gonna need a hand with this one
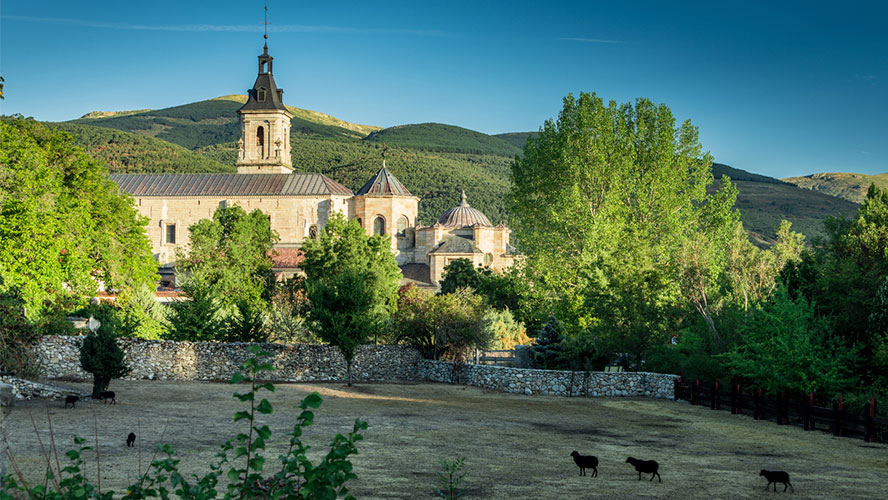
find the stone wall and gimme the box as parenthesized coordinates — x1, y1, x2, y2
(0, 383, 12, 480)
(31, 337, 678, 401)
(35, 336, 422, 383)
(415, 360, 679, 399)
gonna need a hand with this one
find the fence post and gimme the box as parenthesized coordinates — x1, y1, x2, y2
(692, 379, 700, 406)
(864, 399, 875, 443)
(804, 391, 814, 431)
(712, 381, 721, 410)
(735, 384, 743, 415)
(777, 391, 788, 425)
(754, 389, 762, 420)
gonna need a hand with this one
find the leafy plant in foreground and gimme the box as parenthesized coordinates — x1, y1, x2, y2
(436, 457, 466, 500)
(3, 345, 368, 499)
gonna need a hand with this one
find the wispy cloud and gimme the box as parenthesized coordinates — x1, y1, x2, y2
(3, 15, 452, 37)
(559, 37, 625, 44)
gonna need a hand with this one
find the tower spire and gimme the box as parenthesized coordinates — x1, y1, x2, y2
(263, 0, 268, 49)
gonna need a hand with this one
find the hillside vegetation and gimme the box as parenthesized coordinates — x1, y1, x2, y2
(56, 97, 863, 242)
(365, 123, 522, 157)
(53, 122, 233, 173)
(783, 172, 888, 204)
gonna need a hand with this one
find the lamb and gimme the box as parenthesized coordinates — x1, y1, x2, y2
(760, 470, 794, 492)
(126, 432, 136, 447)
(570, 451, 598, 477)
(98, 390, 117, 404)
(64, 395, 79, 409)
(625, 457, 661, 482)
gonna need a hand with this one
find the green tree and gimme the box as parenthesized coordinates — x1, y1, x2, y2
(0, 116, 157, 321)
(79, 320, 130, 399)
(177, 205, 279, 309)
(166, 283, 221, 341)
(508, 93, 739, 358)
(116, 284, 170, 340)
(392, 285, 489, 360)
(301, 213, 400, 385)
(439, 259, 482, 294)
(720, 288, 858, 395)
(221, 300, 270, 343)
(530, 315, 568, 369)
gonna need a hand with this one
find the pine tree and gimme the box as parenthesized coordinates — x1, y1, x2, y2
(79, 321, 130, 399)
(530, 314, 566, 369)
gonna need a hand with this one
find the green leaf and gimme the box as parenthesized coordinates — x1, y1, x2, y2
(233, 411, 251, 422)
(257, 399, 273, 414)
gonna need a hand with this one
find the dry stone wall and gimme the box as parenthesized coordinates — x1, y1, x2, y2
(31, 336, 677, 400)
(35, 336, 422, 383)
(415, 360, 679, 399)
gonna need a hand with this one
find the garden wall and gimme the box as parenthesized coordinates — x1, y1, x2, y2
(416, 360, 679, 399)
(31, 336, 677, 400)
(34, 336, 422, 383)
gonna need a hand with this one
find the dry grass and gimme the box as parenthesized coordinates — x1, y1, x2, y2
(6, 380, 887, 499)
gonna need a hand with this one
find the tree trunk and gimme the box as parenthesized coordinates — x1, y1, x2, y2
(346, 359, 353, 387)
(91, 377, 109, 399)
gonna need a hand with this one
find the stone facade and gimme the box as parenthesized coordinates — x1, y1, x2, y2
(351, 192, 420, 264)
(29, 336, 677, 401)
(135, 194, 350, 264)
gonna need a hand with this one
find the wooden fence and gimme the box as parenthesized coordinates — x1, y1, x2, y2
(674, 379, 887, 443)
(474, 349, 516, 366)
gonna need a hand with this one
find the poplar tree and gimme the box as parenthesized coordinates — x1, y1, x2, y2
(509, 93, 739, 359)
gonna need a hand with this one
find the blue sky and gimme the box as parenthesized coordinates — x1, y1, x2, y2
(1, 1, 885, 178)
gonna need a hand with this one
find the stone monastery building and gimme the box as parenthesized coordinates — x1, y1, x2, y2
(110, 43, 514, 284)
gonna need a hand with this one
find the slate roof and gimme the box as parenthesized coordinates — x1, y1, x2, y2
(239, 45, 289, 113)
(355, 166, 413, 196)
(429, 236, 483, 255)
(436, 191, 492, 227)
(110, 173, 353, 197)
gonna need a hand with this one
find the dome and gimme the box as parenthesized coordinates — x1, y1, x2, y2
(436, 191, 492, 227)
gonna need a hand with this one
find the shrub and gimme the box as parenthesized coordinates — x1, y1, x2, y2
(79, 321, 130, 399)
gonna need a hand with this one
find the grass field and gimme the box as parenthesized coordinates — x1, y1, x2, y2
(6, 380, 887, 499)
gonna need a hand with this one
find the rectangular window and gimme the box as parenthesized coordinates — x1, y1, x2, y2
(165, 224, 176, 244)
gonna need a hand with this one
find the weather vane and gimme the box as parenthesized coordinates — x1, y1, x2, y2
(264, 0, 268, 41)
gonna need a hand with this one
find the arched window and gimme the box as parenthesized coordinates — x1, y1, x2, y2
(373, 216, 385, 236)
(256, 126, 265, 157)
(483, 253, 493, 266)
(308, 225, 318, 240)
(396, 215, 408, 236)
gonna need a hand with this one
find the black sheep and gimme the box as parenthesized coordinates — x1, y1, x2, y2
(64, 395, 79, 409)
(570, 451, 598, 477)
(127, 432, 136, 447)
(760, 469, 794, 492)
(98, 390, 116, 404)
(625, 457, 661, 482)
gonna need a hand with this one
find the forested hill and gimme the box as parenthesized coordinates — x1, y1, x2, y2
(53, 122, 233, 173)
(364, 123, 522, 157)
(56, 98, 861, 242)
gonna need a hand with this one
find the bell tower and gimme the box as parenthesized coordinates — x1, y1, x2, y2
(236, 42, 294, 174)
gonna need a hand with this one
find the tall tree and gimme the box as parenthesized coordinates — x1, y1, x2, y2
(301, 213, 400, 385)
(0, 116, 157, 321)
(177, 205, 279, 308)
(508, 93, 739, 359)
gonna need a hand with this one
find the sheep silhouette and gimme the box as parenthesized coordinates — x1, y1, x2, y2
(760, 469, 794, 492)
(570, 451, 598, 477)
(626, 457, 661, 482)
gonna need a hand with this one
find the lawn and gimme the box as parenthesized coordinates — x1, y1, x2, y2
(6, 380, 887, 499)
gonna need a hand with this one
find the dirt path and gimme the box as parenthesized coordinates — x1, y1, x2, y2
(6, 380, 887, 499)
